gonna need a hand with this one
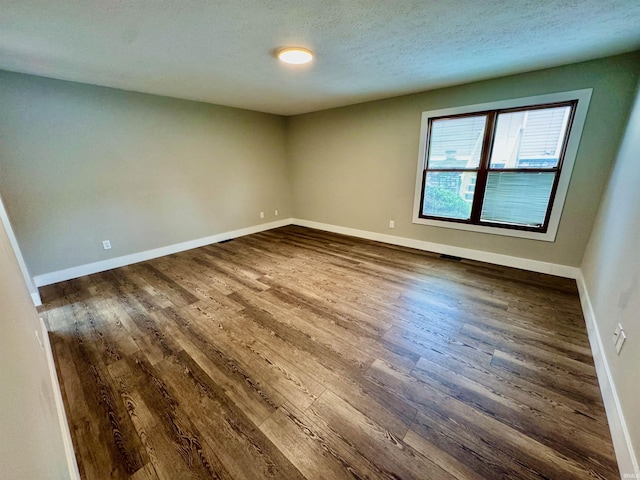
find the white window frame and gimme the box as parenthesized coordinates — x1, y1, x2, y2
(412, 89, 592, 242)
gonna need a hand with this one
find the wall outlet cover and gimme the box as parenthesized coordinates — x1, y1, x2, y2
(613, 323, 623, 345)
(615, 330, 627, 354)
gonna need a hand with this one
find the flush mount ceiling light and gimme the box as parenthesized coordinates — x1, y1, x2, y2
(277, 47, 313, 65)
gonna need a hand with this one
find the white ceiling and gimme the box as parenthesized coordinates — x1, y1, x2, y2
(1, 1, 639, 116)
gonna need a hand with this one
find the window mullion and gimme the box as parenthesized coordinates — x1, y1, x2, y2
(470, 112, 496, 223)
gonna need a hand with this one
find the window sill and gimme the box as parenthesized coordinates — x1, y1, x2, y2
(412, 216, 557, 241)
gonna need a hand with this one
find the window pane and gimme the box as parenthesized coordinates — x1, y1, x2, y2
(489, 106, 571, 169)
(423, 171, 476, 220)
(481, 172, 555, 227)
(428, 116, 486, 169)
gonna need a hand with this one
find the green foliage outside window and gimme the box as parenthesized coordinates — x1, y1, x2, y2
(424, 186, 471, 219)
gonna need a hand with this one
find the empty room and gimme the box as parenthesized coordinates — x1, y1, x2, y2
(1, 1, 639, 479)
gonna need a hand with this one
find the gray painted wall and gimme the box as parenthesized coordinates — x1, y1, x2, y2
(287, 52, 640, 267)
(581, 78, 640, 474)
(0, 71, 291, 277)
(1, 55, 639, 277)
(1, 52, 639, 476)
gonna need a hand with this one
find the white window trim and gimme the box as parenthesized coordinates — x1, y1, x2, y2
(412, 89, 592, 242)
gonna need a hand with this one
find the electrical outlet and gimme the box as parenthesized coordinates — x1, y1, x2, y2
(613, 323, 627, 355)
(615, 330, 627, 354)
(275, 209, 279, 216)
(102, 240, 112, 250)
(613, 323, 623, 345)
(260, 212, 265, 219)
(389, 220, 395, 228)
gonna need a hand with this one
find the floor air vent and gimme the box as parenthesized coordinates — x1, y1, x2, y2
(440, 254, 462, 261)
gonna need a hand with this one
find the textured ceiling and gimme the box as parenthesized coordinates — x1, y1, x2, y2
(1, 1, 639, 115)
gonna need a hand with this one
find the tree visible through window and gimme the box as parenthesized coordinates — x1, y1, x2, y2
(419, 102, 576, 232)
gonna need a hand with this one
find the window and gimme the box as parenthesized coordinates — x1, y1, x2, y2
(413, 90, 592, 241)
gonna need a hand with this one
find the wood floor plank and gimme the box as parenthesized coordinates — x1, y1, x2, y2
(66, 330, 149, 478)
(161, 305, 287, 416)
(367, 358, 616, 480)
(155, 351, 305, 480)
(403, 429, 485, 480)
(306, 389, 457, 480)
(129, 463, 160, 480)
(40, 225, 619, 479)
(410, 355, 617, 472)
(176, 302, 326, 411)
(237, 287, 419, 374)
(410, 349, 609, 436)
(128, 352, 236, 479)
(489, 348, 604, 404)
(209, 301, 417, 437)
(260, 405, 358, 480)
(261, 402, 412, 480)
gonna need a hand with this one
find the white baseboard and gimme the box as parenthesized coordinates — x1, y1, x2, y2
(33, 217, 579, 289)
(575, 271, 639, 479)
(39, 317, 81, 480)
(291, 219, 579, 278)
(31, 291, 42, 307)
(33, 219, 293, 287)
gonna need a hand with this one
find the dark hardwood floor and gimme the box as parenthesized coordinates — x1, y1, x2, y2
(40, 226, 619, 479)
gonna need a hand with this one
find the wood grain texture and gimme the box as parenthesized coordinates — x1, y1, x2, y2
(40, 226, 619, 479)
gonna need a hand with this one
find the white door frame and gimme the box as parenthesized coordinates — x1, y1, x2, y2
(0, 194, 41, 305)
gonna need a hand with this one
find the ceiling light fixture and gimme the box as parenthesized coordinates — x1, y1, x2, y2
(277, 47, 313, 65)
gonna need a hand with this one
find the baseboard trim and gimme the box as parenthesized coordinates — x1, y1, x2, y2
(39, 317, 81, 480)
(291, 219, 579, 278)
(33, 217, 579, 288)
(33, 219, 293, 287)
(575, 271, 639, 478)
(31, 291, 42, 307)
